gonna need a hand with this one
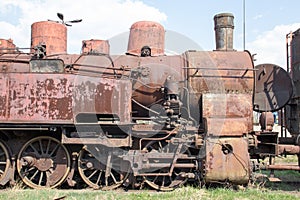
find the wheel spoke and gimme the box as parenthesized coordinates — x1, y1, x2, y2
(29, 144, 40, 155)
(39, 139, 44, 155)
(110, 172, 117, 184)
(162, 175, 166, 187)
(45, 139, 51, 155)
(153, 175, 158, 184)
(96, 171, 103, 185)
(88, 169, 98, 179)
(168, 176, 173, 186)
(0, 141, 10, 185)
(27, 166, 36, 173)
(38, 171, 44, 185)
(49, 143, 59, 157)
(29, 169, 39, 181)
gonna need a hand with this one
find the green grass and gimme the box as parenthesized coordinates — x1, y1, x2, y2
(206, 187, 298, 200)
(255, 154, 300, 191)
(0, 186, 299, 200)
(1, 155, 299, 200)
(275, 155, 298, 164)
(261, 170, 300, 191)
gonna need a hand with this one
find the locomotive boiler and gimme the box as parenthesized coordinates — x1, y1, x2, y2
(0, 12, 298, 190)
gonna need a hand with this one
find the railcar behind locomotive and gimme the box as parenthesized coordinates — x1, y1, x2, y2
(0, 12, 298, 190)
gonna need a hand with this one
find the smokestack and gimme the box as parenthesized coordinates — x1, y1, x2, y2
(31, 21, 67, 55)
(214, 13, 234, 51)
(127, 21, 165, 56)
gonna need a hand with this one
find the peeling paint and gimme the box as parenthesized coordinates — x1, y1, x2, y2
(0, 73, 131, 123)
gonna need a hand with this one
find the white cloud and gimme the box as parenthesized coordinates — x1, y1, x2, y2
(247, 23, 300, 69)
(253, 14, 263, 20)
(0, 0, 167, 53)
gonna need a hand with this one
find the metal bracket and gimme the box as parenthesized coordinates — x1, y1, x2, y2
(66, 152, 78, 187)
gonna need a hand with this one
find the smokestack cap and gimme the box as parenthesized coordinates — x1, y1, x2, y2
(214, 13, 234, 28)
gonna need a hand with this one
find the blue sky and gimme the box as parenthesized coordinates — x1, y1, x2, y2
(1, 0, 300, 68)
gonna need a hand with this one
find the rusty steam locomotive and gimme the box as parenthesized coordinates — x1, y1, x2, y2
(0, 13, 298, 190)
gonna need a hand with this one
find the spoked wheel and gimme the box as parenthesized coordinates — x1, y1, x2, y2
(0, 140, 10, 184)
(143, 140, 192, 191)
(17, 136, 71, 189)
(78, 146, 129, 190)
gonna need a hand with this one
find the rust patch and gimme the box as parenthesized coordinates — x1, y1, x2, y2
(204, 137, 251, 184)
(0, 73, 131, 124)
(202, 93, 253, 136)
